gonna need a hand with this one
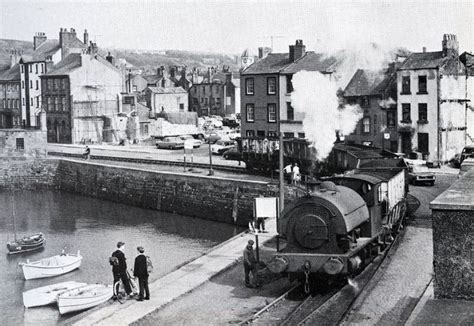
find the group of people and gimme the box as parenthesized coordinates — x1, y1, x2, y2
(283, 162, 301, 185)
(111, 241, 151, 301)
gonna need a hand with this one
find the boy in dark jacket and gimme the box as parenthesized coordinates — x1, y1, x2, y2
(112, 241, 133, 297)
(133, 246, 150, 301)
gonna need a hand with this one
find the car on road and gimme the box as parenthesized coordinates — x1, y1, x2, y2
(179, 135, 202, 148)
(222, 147, 242, 161)
(204, 132, 221, 144)
(460, 145, 474, 164)
(211, 140, 236, 155)
(156, 136, 185, 149)
(458, 158, 474, 178)
(407, 164, 436, 186)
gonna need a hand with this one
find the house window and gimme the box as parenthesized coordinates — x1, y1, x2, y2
(246, 103, 255, 122)
(47, 79, 53, 91)
(362, 117, 370, 133)
(286, 75, 293, 93)
(401, 76, 411, 94)
(179, 103, 184, 111)
(268, 131, 278, 137)
(61, 97, 66, 111)
(54, 97, 58, 111)
(418, 103, 428, 122)
(36, 96, 39, 108)
(245, 78, 254, 95)
(35, 64, 38, 74)
(36, 80, 39, 90)
(267, 77, 276, 95)
(16, 99, 19, 108)
(361, 97, 370, 107)
(41, 64, 44, 74)
(267, 103, 277, 122)
(30, 97, 33, 105)
(387, 110, 396, 128)
(246, 130, 255, 137)
(123, 96, 135, 105)
(16, 138, 25, 150)
(298, 133, 306, 139)
(418, 133, 429, 153)
(30, 80, 33, 89)
(54, 79, 59, 90)
(22, 98, 25, 106)
(29, 65, 32, 73)
(418, 76, 427, 94)
(284, 132, 294, 138)
(22, 81, 24, 89)
(286, 102, 294, 120)
(21, 65, 24, 73)
(47, 97, 51, 111)
(401, 104, 411, 122)
(257, 130, 265, 137)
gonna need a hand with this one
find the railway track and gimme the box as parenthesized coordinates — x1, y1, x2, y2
(241, 227, 406, 325)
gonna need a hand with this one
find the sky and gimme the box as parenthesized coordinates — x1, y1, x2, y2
(0, 0, 472, 55)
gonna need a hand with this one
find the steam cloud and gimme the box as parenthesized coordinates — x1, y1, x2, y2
(291, 71, 362, 161)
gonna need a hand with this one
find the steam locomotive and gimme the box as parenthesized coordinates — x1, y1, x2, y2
(267, 165, 408, 292)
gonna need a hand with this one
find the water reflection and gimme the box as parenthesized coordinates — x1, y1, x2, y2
(1, 190, 243, 325)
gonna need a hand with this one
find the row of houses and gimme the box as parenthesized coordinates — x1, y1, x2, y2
(0, 27, 242, 144)
(240, 36, 474, 164)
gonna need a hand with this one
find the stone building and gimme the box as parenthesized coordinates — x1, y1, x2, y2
(19, 28, 87, 128)
(41, 46, 122, 144)
(0, 54, 22, 128)
(188, 71, 237, 117)
(343, 64, 398, 151)
(240, 40, 337, 138)
(144, 86, 188, 116)
(460, 51, 474, 146)
(397, 34, 468, 164)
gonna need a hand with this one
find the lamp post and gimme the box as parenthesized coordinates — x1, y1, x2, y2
(208, 139, 214, 176)
(277, 131, 284, 252)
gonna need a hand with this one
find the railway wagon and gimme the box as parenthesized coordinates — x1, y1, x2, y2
(267, 167, 407, 292)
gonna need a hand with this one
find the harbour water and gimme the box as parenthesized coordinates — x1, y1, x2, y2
(0, 190, 243, 325)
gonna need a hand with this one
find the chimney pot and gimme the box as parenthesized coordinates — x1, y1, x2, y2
(422, 47, 426, 53)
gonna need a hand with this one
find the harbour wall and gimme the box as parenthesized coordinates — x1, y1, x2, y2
(0, 159, 58, 190)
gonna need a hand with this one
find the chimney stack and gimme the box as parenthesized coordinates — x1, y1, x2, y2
(84, 29, 89, 45)
(33, 32, 47, 50)
(294, 40, 306, 61)
(60, 27, 78, 59)
(442, 34, 459, 58)
(422, 47, 427, 53)
(106, 52, 114, 65)
(289, 45, 295, 62)
(258, 47, 263, 59)
(10, 49, 20, 68)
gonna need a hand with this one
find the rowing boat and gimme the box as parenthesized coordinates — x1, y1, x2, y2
(58, 284, 113, 315)
(20, 251, 82, 280)
(23, 281, 88, 308)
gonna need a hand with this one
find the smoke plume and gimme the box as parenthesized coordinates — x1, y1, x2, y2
(291, 71, 362, 161)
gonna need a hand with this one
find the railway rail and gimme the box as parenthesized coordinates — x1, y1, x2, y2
(241, 225, 406, 325)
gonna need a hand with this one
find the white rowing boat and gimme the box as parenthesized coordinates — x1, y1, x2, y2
(20, 251, 82, 280)
(58, 284, 113, 315)
(23, 281, 88, 308)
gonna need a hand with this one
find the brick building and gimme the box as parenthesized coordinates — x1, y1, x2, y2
(343, 64, 398, 151)
(0, 59, 22, 128)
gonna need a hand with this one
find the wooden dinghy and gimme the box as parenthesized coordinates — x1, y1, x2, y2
(58, 284, 113, 315)
(7, 232, 46, 255)
(23, 281, 88, 308)
(20, 251, 82, 280)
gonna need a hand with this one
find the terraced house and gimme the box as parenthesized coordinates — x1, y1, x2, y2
(397, 34, 468, 164)
(0, 51, 22, 128)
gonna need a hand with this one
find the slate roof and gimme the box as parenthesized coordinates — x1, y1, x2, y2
(0, 64, 21, 81)
(241, 53, 290, 75)
(44, 53, 82, 76)
(146, 86, 187, 94)
(21, 40, 61, 63)
(398, 51, 447, 70)
(281, 52, 338, 74)
(344, 69, 393, 97)
(143, 75, 162, 84)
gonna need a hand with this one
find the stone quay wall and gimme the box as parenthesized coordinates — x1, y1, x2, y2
(0, 159, 59, 190)
(54, 159, 297, 226)
(430, 169, 474, 300)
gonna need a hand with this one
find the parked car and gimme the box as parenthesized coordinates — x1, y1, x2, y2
(222, 147, 242, 161)
(211, 140, 236, 155)
(222, 117, 240, 128)
(156, 136, 184, 149)
(179, 135, 202, 148)
(204, 132, 221, 144)
(458, 158, 474, 178)
(460, 145, 474, 164)
(407, 164, 436, 186)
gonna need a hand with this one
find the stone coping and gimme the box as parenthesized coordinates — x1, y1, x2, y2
(430, 169, 474, 211)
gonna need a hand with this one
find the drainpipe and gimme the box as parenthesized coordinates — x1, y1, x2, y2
(437, 67, 441, 167)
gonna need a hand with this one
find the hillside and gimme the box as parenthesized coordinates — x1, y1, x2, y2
(0, 39, 34, 71)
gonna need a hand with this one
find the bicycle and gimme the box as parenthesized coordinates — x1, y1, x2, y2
(113, 270, 139, 303)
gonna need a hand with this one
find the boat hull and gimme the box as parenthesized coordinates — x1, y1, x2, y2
(21, 253, 82, 280)
(7, 233, 45, 255)
(58, 284, 113, 315)
(23, 281, 88, 308)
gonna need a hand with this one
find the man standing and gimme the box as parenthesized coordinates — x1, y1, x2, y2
(133, 246, 150, 301)
(112, 241, 133, 298)
(243, 240, 259, 288)
(83, 146, 90, 160)
(292, 163, 301, 185)
(283, 163, 293, 184)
